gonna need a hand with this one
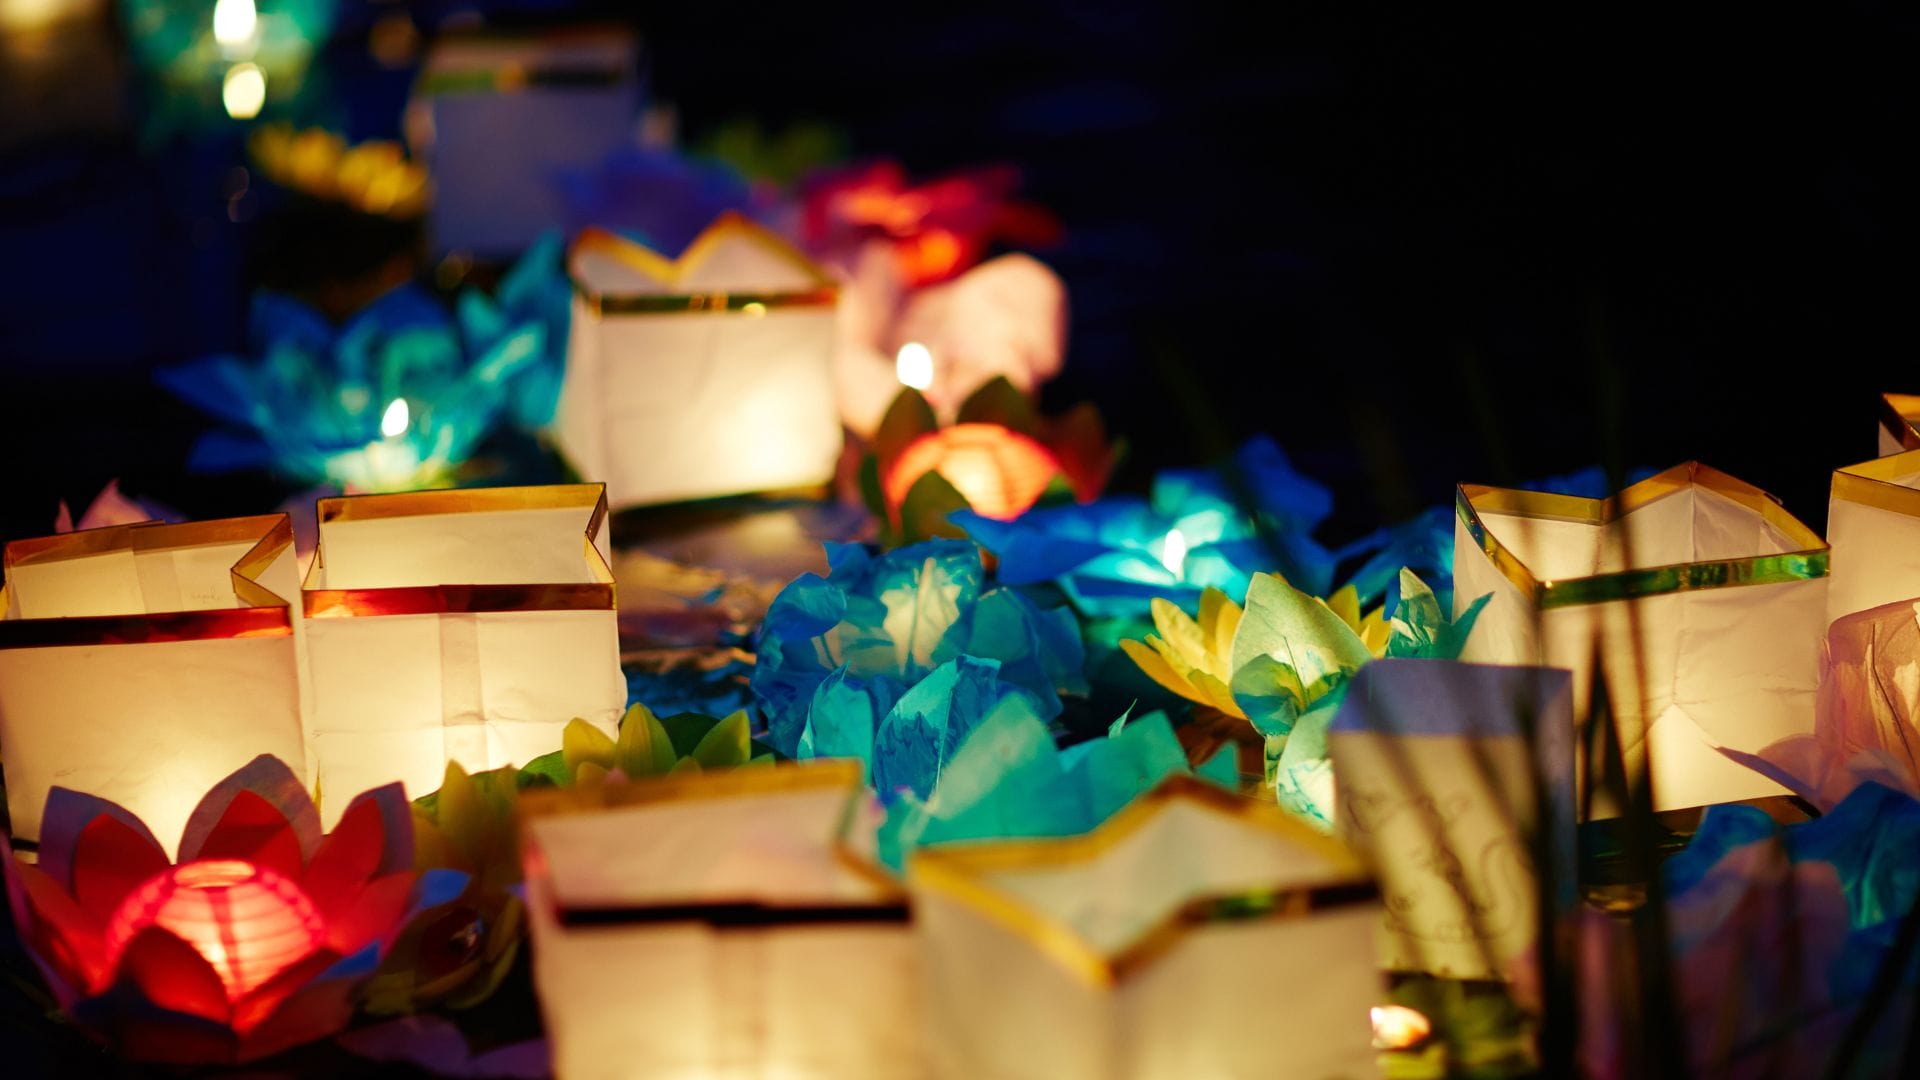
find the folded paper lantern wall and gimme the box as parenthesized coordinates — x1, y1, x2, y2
(302, 485, 624, 825)
(908, 776, 1380, 1080)
(409, 27, 642, 259)
(1328, 659, 1575, 982)
(0, 516, 306, 854)
(1828, 448, 1920, 623)
(521, 761, 919, 1080)
(1452, 462, 1828, 814)
(556, 214, 842, 508)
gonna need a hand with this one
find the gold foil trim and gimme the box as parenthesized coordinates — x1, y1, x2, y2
(305, 485, 615, 618)
(569, 214, 838, 317)
(0, 516, 296, 648)
(1456, 462, 1829, 611)
(1832, 448, 1920, 519)
(1880, 393, 1920, 451)
(908, 776, 1376, 989)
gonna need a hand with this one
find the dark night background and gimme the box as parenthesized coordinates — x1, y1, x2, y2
(1, 2, 1915, 549)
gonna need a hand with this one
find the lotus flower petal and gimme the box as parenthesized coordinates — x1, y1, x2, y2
(178, 754, 320, 868)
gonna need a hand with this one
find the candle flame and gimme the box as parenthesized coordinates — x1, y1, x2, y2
(1161, 529, 1188, 577)
(380, 398, 409, 438)
(1370, 1004, 1432, 1050)
(895, 341, 934, 391)
(212, 0, 257, 47)
(222, 63, 266, 120)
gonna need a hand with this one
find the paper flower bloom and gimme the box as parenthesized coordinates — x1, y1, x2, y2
(956, 435, 1339, 618)
(456, 230, 572, 431)
(751, 539, 1087, 799)
(157, 286, 542, 491)
(863, 380, 1116, 546)
(1722, 596, 1920, 812)
(1125, 569, 1486, 825)
(556, 704, 777, 784)
(2, 756, 418, 1064)
(1654, 783, 1920, 1076)
(874, 693, 1235, 873)
(800, 159, 1060, 288)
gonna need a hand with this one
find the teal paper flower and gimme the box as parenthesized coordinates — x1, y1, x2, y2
(955, 436, 1342, 619)
(158, 286, 542, 491)
(875, 694, 1236, 873)
(457, 230, 572, 432)
(751, 539, 1087, 799)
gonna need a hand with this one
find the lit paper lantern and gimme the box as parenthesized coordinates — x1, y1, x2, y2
(1877, 392, 1920, 456)
(556, 214, 842, 508)
(1827, 448, 1920, 622)
(884, 422, 1060, 521)
(1, 755, 420, 1064)
(409, 27, 642, 259)
(908, 776, 1380, 1080)
(1453, 462, 1829, 814)
(0, 515, 306, 854)
(302, 485, 624, 827)
(520, 761, 919, 1080)
(1328, 659, 1575, 981)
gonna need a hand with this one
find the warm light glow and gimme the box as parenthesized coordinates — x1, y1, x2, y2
(896, 342, 934, 391)
(1160, 529, 1188, 578)
(104, 860, 326, 1001)
(211, 0, 257, 47)
(884, 424, 1058, 521)
(1371, 1004, 1432, 1050)
(222, 63, 266, 120)
(380, 397, 410, 439)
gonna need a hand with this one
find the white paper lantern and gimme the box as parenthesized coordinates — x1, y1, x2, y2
(1453, 462, 1829, 815)
(0, 515, 306, 854)
(409, 27, 642, 258)
(302, 485, 623, 824)
(908, 776, 1380, 1080)
(1877, 392, 1920, 457)
(556, 214, 842, 509)
(1329, 659, 1575, 981)
(1828, 449, 1920, 623)
(521, 761, 920, 1080)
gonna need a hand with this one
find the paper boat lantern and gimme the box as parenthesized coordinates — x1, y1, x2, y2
(302, 485, 624, 826)
(908, 776, 1380, 1080)
(0, 516, 306, 855)
(409, 27, 642, 259)
(1877, 392, 1920, 456)
(1453, 462, 1828, 814)
(557, 214, 842, 508)
(521, 761, 918, 1080)
(1328, 659, 1575, 981)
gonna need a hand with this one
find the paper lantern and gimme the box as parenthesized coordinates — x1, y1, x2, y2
(2, 755, 419, 1064)
(1877, 392, 1920, 456)
(884, 422, 1060, 521)
(520, 761, 919, 1080)
(1827, 447, 1920, 622)
(302, 485, 624, 827)
(1452, 462, 1828, 814)
(908, 776, 1380, 1080)
(0, 515, 306, 855)
(1328, 659, 1575, 981)
(409, 26, 642, 259)
(556, 214, 842, 509)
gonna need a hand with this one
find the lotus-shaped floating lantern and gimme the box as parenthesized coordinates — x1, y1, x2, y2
(751, 539, 1087, 800)
(2, 756, 421, 1064)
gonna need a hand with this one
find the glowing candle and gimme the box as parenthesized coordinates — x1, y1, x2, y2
(222, 63, 266, 120)
(379, 397, 409, 439)
(103, 860, 326, 1000)
(1370, 1004, 1432, 1049)
(1160, 529, 1188, 578)
(896, 341, 934, 391)
(212, 0, 257, 48)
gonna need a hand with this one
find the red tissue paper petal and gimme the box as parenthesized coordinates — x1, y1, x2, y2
(70, 816, 175, 926)
(178, 755, 320, 868)
(112, 925, 230, 1025)
(190, 790, 305, 884)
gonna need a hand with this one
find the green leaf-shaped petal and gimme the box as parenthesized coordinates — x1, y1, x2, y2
(616, 703, 678, 777)
(687, 710, 752, 769)
(562, 717, 617, 776)
(1230, 572, 1374, 687)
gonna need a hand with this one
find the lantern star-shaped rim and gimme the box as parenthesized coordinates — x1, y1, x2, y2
(1833, 446, 1920, 521)
(569, 212, 838, 315)
(908, 776, 1375, 989)
(0, 515, 295, 649)
(1455, 461, 1828, 611)
(302, 483, 614, 619)
(1879, 392, 1920, 451)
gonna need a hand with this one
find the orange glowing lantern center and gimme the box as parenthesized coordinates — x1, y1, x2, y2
(104, 859, 326, 1001)
(1370, 1004, 1433, 1050)
(884, 423, 1059, 522)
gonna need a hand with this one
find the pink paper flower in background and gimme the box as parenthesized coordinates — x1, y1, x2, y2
(3, 756, 420, 1065)
(53, 479, 179, 533)
(1723, 596, 1920, 810)
(800, 160, 1061, 288)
